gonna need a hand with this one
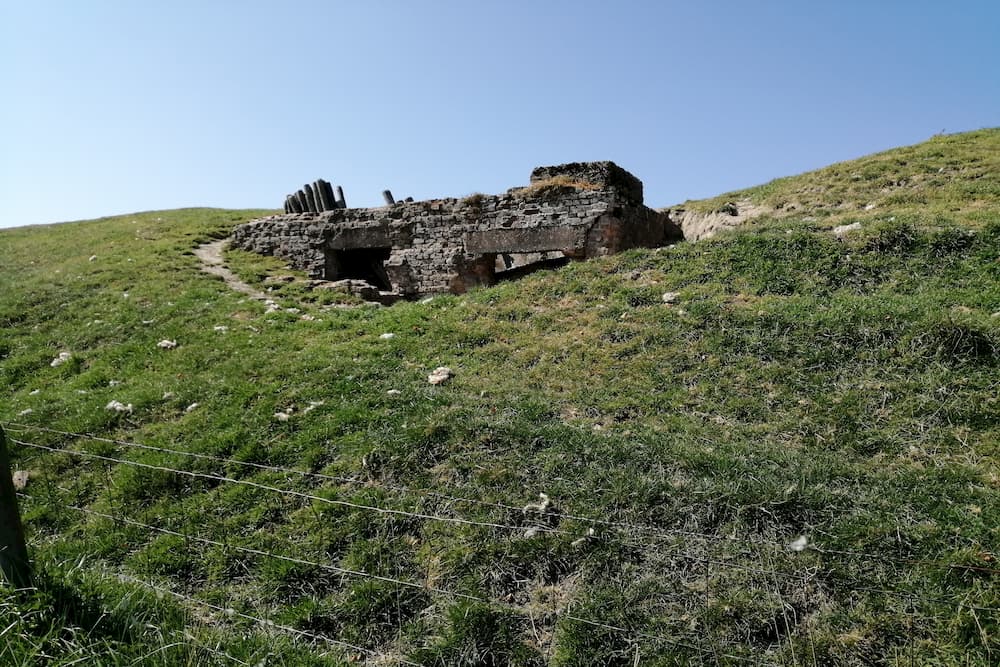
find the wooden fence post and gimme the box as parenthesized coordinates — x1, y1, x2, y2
(0, 426, 31, 589)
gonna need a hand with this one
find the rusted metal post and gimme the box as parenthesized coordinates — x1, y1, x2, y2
(327, 181, 337, 210)
(0, 427, 30, 589)
(303, 184, 318, 213)
(294, 190, 308, 213)
(322, 181, 337, 211)
(316, 179, 334, 212)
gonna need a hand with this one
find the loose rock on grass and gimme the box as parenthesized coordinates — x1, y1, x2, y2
(12, 471, 29, 491)
(428, 367, 454, 385)
(833, 222, 862, 237)
(787, 535, 809, 552)
(50, 351, 72, 367)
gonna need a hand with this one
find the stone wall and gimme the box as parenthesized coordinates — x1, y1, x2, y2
(231, 162, 681, 298)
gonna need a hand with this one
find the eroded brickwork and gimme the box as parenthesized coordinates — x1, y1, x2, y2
(230, 162, 680, 297)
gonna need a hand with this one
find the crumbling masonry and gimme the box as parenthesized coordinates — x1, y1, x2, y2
(231, 162, 682, 299)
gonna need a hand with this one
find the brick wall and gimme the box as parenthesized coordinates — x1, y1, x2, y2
(230, 162, 680, 297)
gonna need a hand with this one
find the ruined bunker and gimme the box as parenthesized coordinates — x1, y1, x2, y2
(231, 161, 681, 299)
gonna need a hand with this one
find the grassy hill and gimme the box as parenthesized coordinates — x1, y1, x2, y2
(669, 128, 999, 241)
(1, 129, 998, 665)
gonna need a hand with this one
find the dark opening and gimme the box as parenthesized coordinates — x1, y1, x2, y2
(494, 251, 570, 282)
(326, 247, 393, 291)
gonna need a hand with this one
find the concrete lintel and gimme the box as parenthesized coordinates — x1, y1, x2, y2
(463, 226, 587, 254)
(327, 226, 393, 249)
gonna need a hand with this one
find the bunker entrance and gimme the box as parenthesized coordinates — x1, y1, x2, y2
(326, 247, 393, 291)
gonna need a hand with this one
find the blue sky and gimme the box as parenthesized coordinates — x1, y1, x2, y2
(1, 1, 997, 228)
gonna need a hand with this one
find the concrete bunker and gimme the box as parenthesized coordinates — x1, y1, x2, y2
(230, 161, 683, 300)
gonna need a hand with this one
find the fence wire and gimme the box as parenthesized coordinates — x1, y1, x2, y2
(6, 422, 996, 664)
(8, 422, 997, 576)
(18, 492, 755, 663)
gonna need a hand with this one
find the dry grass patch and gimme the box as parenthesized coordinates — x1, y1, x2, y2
(516, 176, 601, 199)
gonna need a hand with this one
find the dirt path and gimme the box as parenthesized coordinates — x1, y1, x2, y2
(194, 239, 269, 300)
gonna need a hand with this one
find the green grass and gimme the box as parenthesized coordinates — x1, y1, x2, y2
(0, 557, 326, 667)
(680, 127, 999, 231)
(1, 130, 999, 665)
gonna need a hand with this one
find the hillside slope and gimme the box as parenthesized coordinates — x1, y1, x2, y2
(1, 131, 998, 665)
(667, 127, 999, 240)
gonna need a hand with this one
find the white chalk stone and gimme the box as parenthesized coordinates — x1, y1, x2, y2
(50, 352, 72, 367)
(833, 222, 862, 237)
(787, 535, 809, 552)
(428, 366, 454, 385)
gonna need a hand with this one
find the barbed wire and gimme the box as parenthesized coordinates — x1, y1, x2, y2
(8, 422, 997, 576)
(10, 438, 567, 538)
(8, 422, 811, 550)
(0, 437, 904, 598)
(41, 498, 483, 603)
(11, 423, 730, 543)
(14, 432, 1000, 623)
(18, 493, 754, 663)
(5, 422, 361, 483)
(9, 436, 803, 584)
(21, 488, 996, 659)
(10, 443, 994, 664)
(10, 434, 818, 586)
(14, 438, 861, 609)
(11, 433, 999, 613)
